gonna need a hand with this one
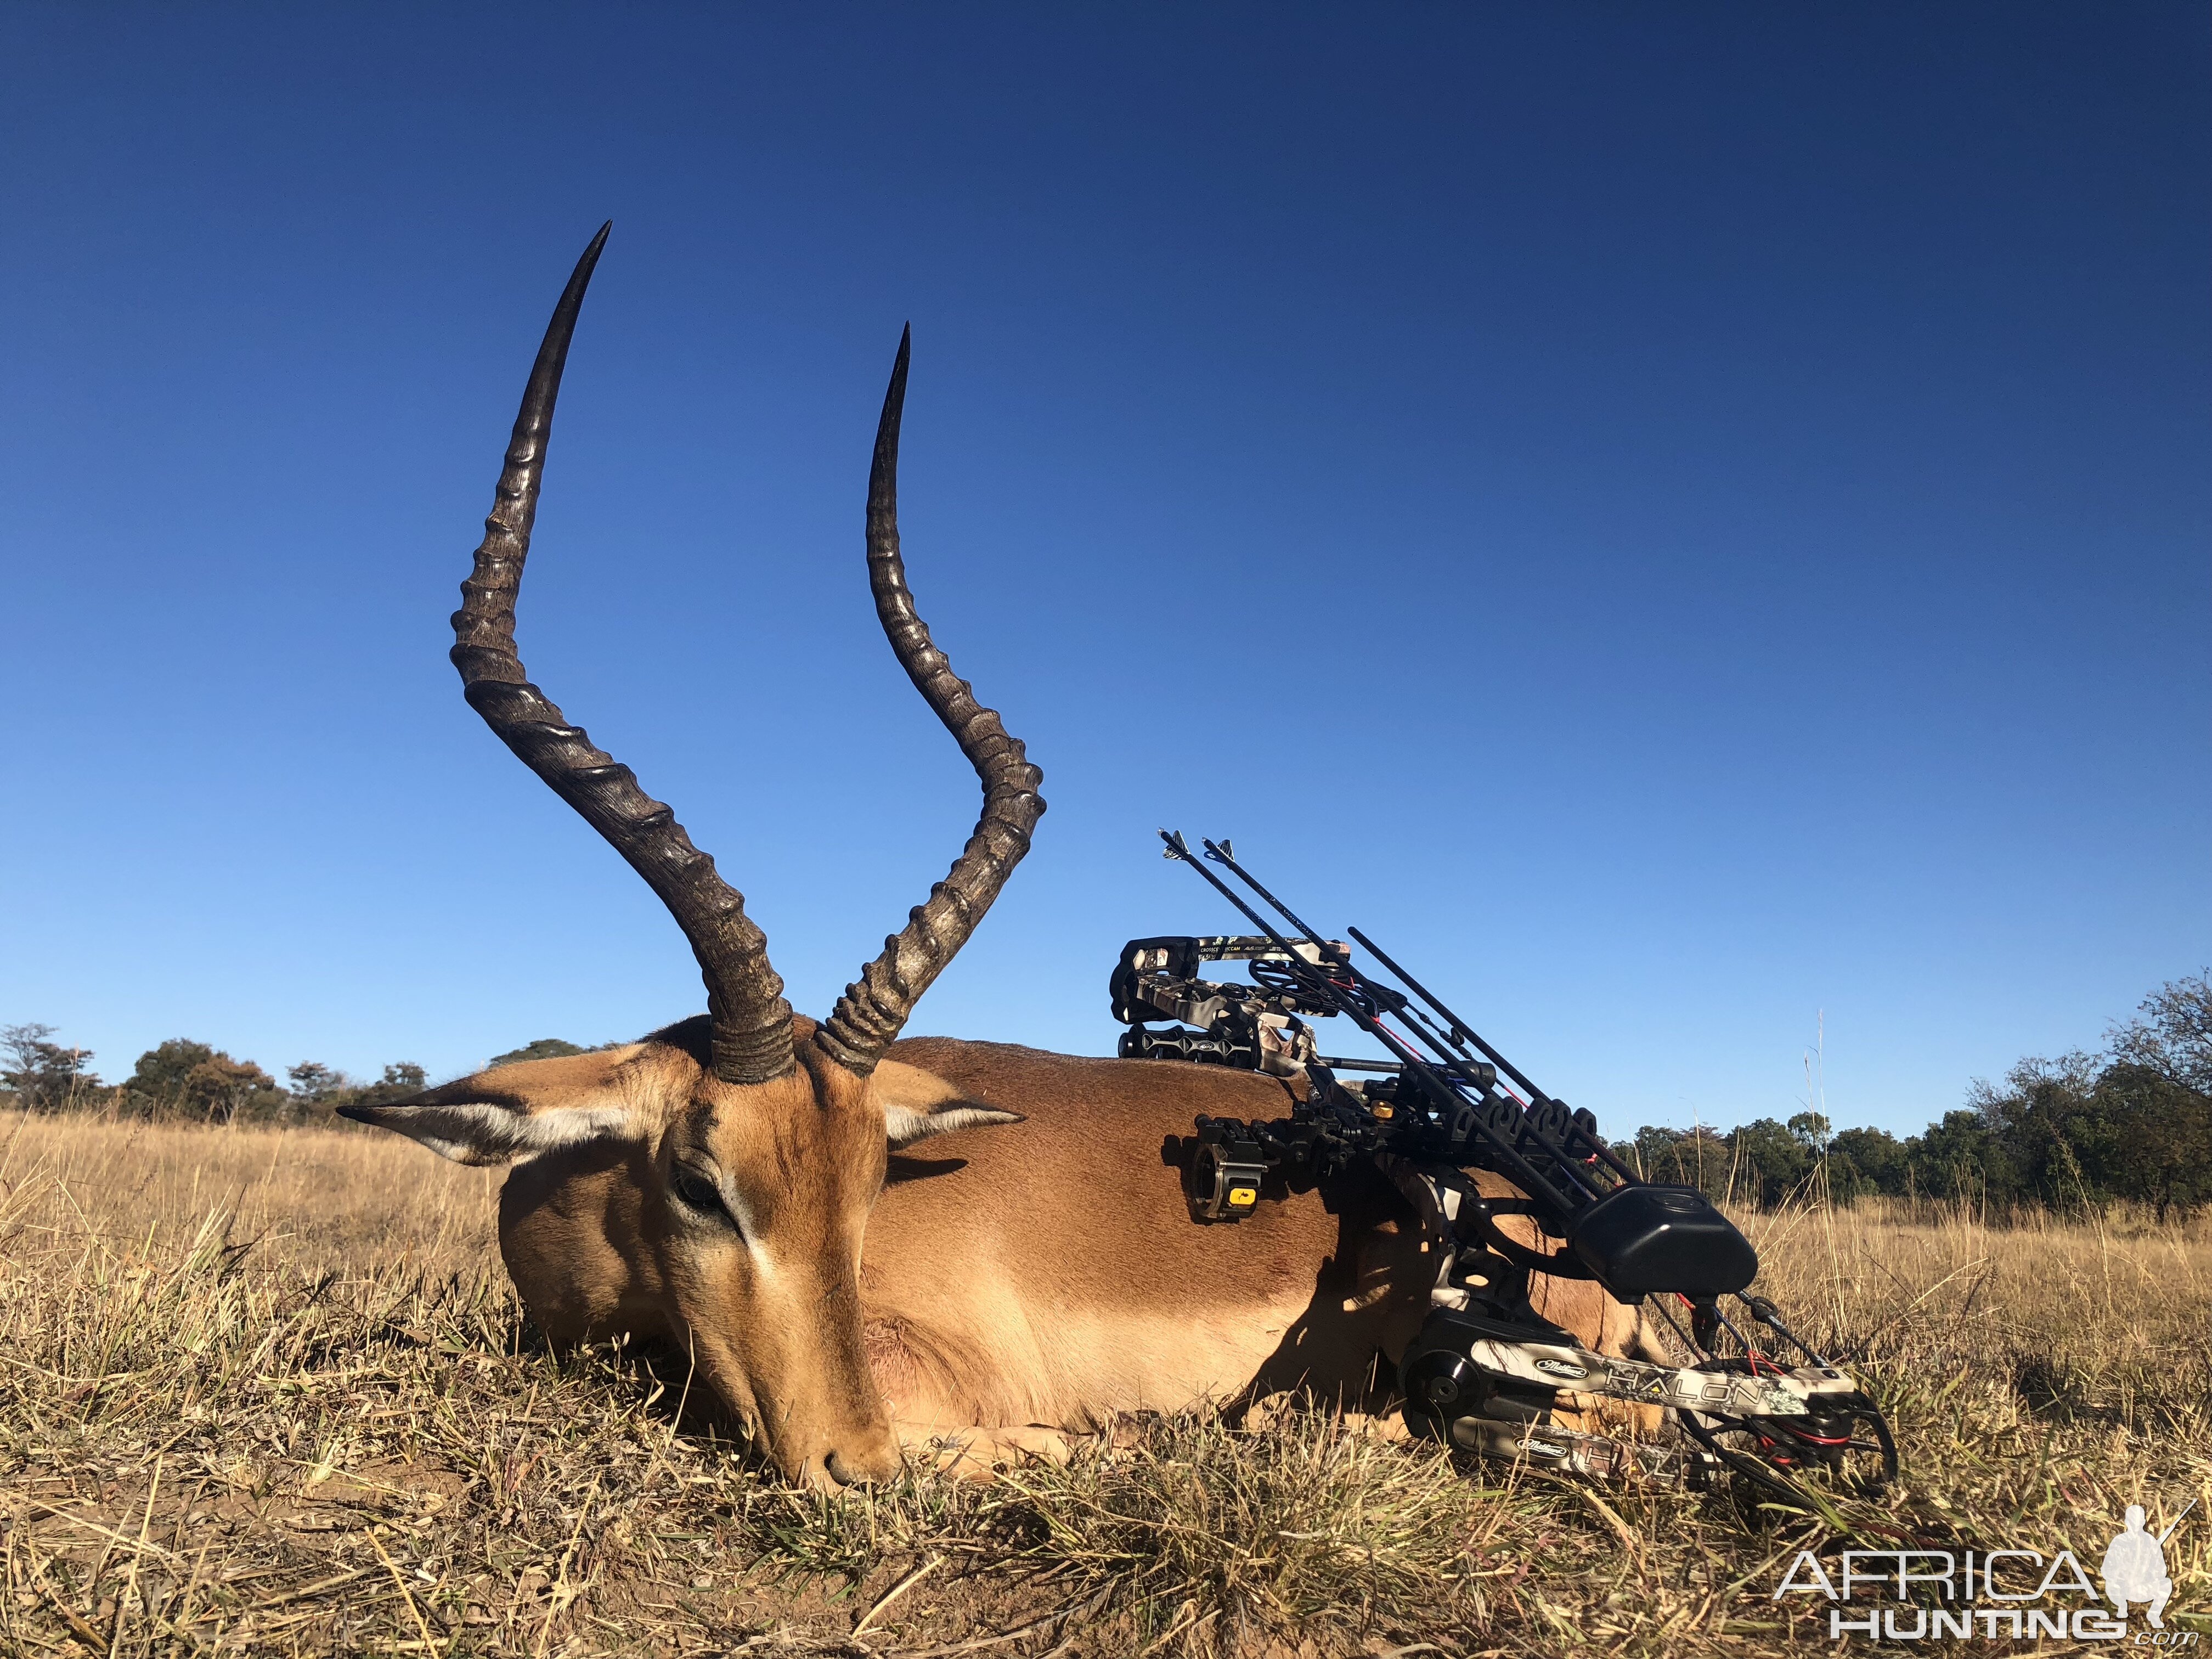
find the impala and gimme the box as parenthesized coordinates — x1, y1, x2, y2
(349, 225, 1650, 1487)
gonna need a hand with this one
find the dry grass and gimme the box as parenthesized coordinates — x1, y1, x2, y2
(2, 1110, 2208, 1657)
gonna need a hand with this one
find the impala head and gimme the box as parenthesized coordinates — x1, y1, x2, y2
(344, 224, 1043, 1487)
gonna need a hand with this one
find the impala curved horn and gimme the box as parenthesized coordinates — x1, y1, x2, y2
(450, 224, 796, 1085)
(814, 330, 1046, 1076)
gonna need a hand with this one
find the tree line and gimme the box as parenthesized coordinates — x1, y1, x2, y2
(7, 974, 2206, 1219)
(0, 1029, 599, 1127)
(1627, 973, 2211, 1221)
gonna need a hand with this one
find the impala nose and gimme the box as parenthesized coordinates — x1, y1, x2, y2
(821, 1432, 900, 1488)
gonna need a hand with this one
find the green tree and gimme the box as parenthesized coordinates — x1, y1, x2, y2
(1, 1024, 100, 1113)
(1906, 1107, 2017, 1205)
(344, 1063, 428, 1108)
(2090, 1061, 2212, 1222)
(1627, 1125, 1685, 1181)
(1627, 1125, 1728, 1194)
(286, 1061, 352, 1104)
(2108, 972, 2211, 1093)
(1827, 1125, 1906, 1199)
(123, 1040, 284, 1124)
(487, 1038, 589, 1068)
(1728, 1117, 1813, 1207)
(1962, 1053, 2103, 1210)
(1786, 1111, 1832, 1154)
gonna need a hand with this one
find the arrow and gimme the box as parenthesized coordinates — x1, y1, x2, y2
(2158, 1497, 2198, 1547)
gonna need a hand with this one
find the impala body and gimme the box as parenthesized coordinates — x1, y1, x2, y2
(350, 227, 1646, 1486)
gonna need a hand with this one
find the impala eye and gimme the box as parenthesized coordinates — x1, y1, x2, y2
(671, 1165, 727, 1218)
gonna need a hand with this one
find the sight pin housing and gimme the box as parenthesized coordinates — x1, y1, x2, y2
(1188, 1116, 1267, 1222)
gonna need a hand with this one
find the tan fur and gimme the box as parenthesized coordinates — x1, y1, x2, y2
(357, 1018, 1653, 1483)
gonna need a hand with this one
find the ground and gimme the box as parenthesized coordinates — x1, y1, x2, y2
(1, 1110, 2207, 1657)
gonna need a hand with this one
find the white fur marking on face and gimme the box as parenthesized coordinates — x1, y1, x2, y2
(720, 1182, 762, 1244)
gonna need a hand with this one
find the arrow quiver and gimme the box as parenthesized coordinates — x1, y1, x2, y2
(1114, 832, 1897, 1504)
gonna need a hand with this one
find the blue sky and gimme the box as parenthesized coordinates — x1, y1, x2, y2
(1, 5, 2204, 1136)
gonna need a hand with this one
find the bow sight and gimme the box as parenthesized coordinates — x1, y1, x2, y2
(1116, 831, 1895, 1501)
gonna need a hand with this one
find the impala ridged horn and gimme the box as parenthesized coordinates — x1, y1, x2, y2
(450, 224, 797, 1085)
(814, 329, 1046, 1076)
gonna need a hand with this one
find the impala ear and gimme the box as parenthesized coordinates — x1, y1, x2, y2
(872, 1059, 1025, 1150)
(337, 1047, 650, 1166)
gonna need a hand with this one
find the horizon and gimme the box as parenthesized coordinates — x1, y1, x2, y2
(2, 5, 2206, 1137)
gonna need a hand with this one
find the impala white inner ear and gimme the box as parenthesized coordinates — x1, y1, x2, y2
(339, 1097, 642, 1167)
(336, 1044, 662, 1166)
(884, 1103, 1025, 1148)
(873, 1059, 1025, 1150)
